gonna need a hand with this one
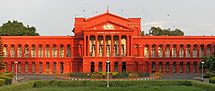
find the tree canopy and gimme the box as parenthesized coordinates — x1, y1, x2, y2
(199, 56, 215, 72)
(0, 20, 39, 36)
(147, 27, 184, 36)
(0, 37, 5, 71)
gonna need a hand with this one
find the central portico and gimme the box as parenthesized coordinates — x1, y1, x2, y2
(74, 11, 141, 73)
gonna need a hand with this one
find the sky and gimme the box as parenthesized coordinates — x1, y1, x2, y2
(0, 0, 215, 36)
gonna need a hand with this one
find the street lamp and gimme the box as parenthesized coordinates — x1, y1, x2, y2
(15, 61, 18, 80)
(106, 59, 110, 87)
(201, 61, 204, 82)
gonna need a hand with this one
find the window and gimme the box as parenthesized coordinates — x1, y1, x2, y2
(172, 46, 177, 57)
(193, 45, 197, 57)
(144, 46, 149, 57)
(59, 45, 64, 57)
(98, 45, 103, 56)
(113, 45, 118, 56)
(60, 62, 64, 73)
(91, 45, 95, 56)
(106, 45, 111, 56)
(53, 62, 56, 73)
(31, 45, 36, 57)
(38, 45, 43, 57)
(3, 45, 8, 57)
(32, 62, 35, 73)
(179, 46, 184, 57)
(11, 45, 15, 57)
(66, 45, 71, 57)
(39, 62, 42, 73)
(11, 62, 14, 73)
(25, 62, 28, 73)
(17, 45, 22, 57)
(52, 45, 57, 57)
(151, 45, 156, 57)
(158, 46, 163, 57)
(24, 45, 29, 57)
(121, 45, 125, 56)
(45, 45, 50, 57)
(18, 62, 21, 73)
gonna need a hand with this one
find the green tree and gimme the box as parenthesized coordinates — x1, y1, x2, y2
(199, 56, 215, 72)
(149, 27, 184, 36)
(0, 20, 39, 36)
(0, 37, 5, 71)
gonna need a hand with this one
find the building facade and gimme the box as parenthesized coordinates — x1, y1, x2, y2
(1, 11, 215, 74)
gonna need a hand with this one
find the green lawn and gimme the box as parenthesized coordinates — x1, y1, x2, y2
(22, 85, 205, 91)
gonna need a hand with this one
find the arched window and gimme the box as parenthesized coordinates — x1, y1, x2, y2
(46, 62, 50, 70)
(179, 45, 184, 57)
(99, 62, 103, 72)
(206, 45, 211, 57)
(158, 45, 163, 57)
(38, 45, 43, 57)
(114, 62, 118, 72)
(11, 62, 14, 73)
(39, 62, 42, 73)
(53, 62, 56, 73)
(166, 62, 170, 72)
(17, 45, 22, 57)
(144, 45, 149, 57)
(172, 45, 177, 57)
(32, 62, 35, 73)
(151, 45, 156, 57)
(193, 62, 197, 73)
(180, 62, 183, 73)
(25, 62, 28, 73)
(159, 62, 162, 72)
(165, 45, 170, 57)
(45, 45, 50, 57)
(66, 45, 71, 57)
(59, 45, 64, 57)
(18, 62, 21, 73)
(24, 45, 29, 57)
(173, 62, 176, 73)
(52, 45, 57, 57)
(186, 62, 190, 73)
(199, 45, 204, 57)
(193, 45, 197, 57)
(31, 45, 36, 57)
(60, 62, 64, 73)
(186, 45, 190, 57)
(152, 62, 156, 73)
(3, 45, 8, 57)
(10, 45, 15, 57)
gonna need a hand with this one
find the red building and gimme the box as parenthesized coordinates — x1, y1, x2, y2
(1, 11, 215, 74)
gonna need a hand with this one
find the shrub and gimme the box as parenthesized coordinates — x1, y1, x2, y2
(0, 79, 5, 86)
(210, 73, 215, 77)
(0, 76, 12, 85)
(1, 80, 215, 91)
(0, 73, 13, 78)
(204, 72, 211, 78)
(190, 80, 215, 91)
(210, 77, 215, 84)
(0, 81, 35, 91)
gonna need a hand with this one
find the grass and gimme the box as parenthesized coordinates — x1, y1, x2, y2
(22, 85, 205, 91)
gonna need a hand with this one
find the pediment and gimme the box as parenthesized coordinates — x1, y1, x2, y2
(86, 21, 130, 30)
(83, 12, 131, 30)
